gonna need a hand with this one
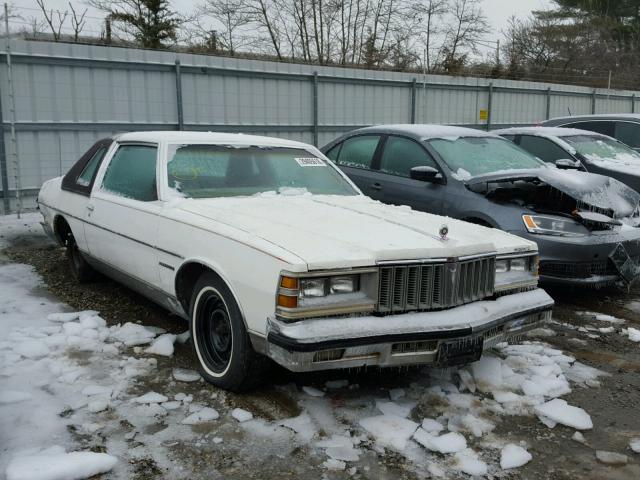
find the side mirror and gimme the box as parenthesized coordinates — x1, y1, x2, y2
(410, 166, 443, 183)
(555, 159, 581, 170)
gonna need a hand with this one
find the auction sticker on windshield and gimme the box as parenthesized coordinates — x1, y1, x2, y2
(295, 157, 326, 167)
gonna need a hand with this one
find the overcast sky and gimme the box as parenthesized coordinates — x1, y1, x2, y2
(16, 0, 555, 47)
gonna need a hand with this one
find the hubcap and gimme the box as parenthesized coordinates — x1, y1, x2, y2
(196, 291, 232, 373)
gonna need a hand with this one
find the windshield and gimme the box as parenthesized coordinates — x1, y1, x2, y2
(427, 136, 545, 178)
(563, 135, 640, 166)
(166, 145, 358, 198)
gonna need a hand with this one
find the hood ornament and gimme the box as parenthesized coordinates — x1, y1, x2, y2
(439, 224, 449, 241)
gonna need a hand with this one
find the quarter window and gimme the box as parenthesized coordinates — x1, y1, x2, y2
(76, 146, 107, 186)
(102, 145, 158, 202)
(518, 135, 569, 163)
(379, 136, 438, 177)
(334, 135, 380, 169)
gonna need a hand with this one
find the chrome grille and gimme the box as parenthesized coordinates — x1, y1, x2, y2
(377, 256, 495, 313)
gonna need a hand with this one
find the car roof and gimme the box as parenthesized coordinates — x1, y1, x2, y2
(493, 126, 604, 138)
(113, 131, 312, 149)
(346, 124, 498, 141)
(543, 114, 640, 124)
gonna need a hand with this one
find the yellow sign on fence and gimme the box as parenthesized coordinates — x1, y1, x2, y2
(479, 109, 488, 120)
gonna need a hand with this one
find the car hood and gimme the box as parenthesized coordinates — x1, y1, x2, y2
(467, 168, 640, 220)
(174, 195, 535, 270)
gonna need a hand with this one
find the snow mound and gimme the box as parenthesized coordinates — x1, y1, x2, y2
(453, 449, 487, 476)
(172, 368, 201, 382)
(535, 399, 593, 430)
(629, 438, 640, 453)
(596, 450, 628, 465)
(5, 446, 117, 480)
(182, 407, 219, 424)
(144, 334, 177, 356)
(627, 327, 640, 342)
(131, 392, 168, 404)
(359, 415, 418, 451)
(316, 435, 360, 461)
(302, 386, 324, 397)
(500, 444, 532, 469)
(389, 388, 405, 401)
(0, 390, 33, 404)
(413, 430, 467, 454)
(376, 400, 415, 418)
(322, 459, 346, 470)
(421, 418, 444, 434)
(231, 408, 253, 422)
(279, 413, 317, 443)
(109, 322, 157, 346)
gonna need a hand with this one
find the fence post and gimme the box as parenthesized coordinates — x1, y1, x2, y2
(632, 94, 636, 114)
(312, 71, 319, 147)
(546, 88, 552, 120)
(175, 60, 184, 131)
(486, 82, 493, 131)
(410, 78, 417, 124)
(0, 87, 9, 215)
(591, 89, 597, 114)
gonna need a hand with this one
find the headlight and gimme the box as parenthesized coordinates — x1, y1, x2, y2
(276, 270, 375, 320)
(522, 214, 588, 237)
(495, 254, 539, 292)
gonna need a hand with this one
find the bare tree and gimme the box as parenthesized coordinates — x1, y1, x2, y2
(69, 2, 87, 42)
(199, 0, 252, 54)
(441, 0, 489, 72)
(412, 0, 448, 72)
(35, 0, 69, 41)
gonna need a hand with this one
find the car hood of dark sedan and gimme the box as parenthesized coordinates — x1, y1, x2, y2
(466, 168, 640, 219)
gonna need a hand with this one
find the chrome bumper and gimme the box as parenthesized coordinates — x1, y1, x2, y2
(265, 288, 554, 372)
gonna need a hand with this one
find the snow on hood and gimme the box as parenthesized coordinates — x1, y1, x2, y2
(175, 195, 534, 270)
(467, 168, 640, 218)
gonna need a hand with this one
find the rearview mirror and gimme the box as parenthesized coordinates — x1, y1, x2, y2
(410, 166, 443, 183)
(555, 159, 581, 170)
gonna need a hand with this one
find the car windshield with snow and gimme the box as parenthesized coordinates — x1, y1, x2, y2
(37, 131, 553, 391)
(494, 126, 640, 194)
(323, 124, 640, 288)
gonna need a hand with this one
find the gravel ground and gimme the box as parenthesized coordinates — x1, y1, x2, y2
(3, 228, 640, 479)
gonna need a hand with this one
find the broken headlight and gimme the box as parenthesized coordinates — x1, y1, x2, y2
(522, 215, 588, 237)
(495, 253, 539, 293)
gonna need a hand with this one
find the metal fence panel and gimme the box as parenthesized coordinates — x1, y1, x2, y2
(1, 38, 639, 214)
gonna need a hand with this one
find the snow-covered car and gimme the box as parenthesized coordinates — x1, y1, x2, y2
(37, 131, 553, 391)
(322, 125, 640, 288)
(495, 126, 640, 193)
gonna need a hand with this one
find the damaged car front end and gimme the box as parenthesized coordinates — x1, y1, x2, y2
(467, 169, 640, 287)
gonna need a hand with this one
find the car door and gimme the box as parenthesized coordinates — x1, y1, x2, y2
(84, 142, 161, 287)
(326, 134, 385, 199)
(370, 135, 446, 215)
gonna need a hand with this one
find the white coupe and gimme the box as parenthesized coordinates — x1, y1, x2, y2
(38, 131, 554, 391)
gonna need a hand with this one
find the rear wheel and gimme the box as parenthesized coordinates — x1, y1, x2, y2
(190, 272, 268, 391)
(65, 232, 96, 283)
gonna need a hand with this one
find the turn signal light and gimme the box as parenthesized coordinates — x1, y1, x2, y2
(277, 294, 298, 308)
(280, 276, 299, 289)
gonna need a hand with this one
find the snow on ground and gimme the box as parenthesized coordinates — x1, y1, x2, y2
(0, 213, 624, 478)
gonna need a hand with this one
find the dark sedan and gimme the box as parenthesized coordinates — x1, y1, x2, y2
(541, 114, 640, 152)
(322, 124, 640, 288)
(494, 126, 640, 193)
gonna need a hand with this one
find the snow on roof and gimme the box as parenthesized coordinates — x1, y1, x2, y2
(493, 126, 605, 138)
(354, 124, 497, 140)
(547, 113, 640, 122)
(114, 131, 311, 148)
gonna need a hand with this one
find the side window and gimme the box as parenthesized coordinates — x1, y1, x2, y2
(500, 134, 516, 142)
(564, 121, 614, 137)
(614, 122, 640, 148)
(335, 135, 380, 169)
(76, 147, 107, 186)
(379, 136, 438, 177)
(518, 135, 569, 163)
(102, 145, 158, 202)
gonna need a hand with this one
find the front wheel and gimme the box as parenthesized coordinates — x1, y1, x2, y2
(190, 272, 268, 392)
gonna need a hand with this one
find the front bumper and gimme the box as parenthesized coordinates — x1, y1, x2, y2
(265, 288, 553, 372)
(515, 228, 640, 288)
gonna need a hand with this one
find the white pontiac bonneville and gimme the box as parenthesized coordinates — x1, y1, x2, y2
(38, 131, 554, 391)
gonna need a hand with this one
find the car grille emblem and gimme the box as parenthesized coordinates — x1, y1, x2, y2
(439, 224, 449, 240)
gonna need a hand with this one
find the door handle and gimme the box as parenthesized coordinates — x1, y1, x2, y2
(371, 183, 382, 191)
(86, 204, 95, 212)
